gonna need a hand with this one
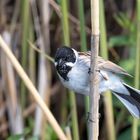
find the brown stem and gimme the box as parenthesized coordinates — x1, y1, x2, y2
(89, 0, 100, 139)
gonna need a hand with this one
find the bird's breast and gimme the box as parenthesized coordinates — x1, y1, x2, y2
(60, 64, 90, 95)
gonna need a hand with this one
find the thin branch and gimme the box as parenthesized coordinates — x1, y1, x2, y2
(0, 35, 67, 140)
(28, 41, 54, 63)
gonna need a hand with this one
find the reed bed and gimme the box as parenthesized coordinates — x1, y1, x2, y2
(0, 0, 139, 140)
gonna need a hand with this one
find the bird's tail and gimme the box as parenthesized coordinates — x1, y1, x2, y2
(112, 83, 140, 118)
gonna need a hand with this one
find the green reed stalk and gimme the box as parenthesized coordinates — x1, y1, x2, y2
(61, 0, 70, 45)
(78, 0, 87, 52)
(29, 20, 36, 84)
(20, 0, 30, 108)
(61, 0, 80, 140)
(77, 0, 89, 138)
(100, 0, 116, 140)
(132, 0, 140, 139)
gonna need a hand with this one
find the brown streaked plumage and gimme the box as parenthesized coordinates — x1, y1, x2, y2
(78, 51, 132, 77)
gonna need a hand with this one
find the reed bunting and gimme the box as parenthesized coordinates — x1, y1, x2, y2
(54, 46, 140, 118)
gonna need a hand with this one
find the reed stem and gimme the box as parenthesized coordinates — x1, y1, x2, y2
(77, 0, 89, 139)
(61, 0, 79, 140)
(132, 0, 140, 139)
(20, 0, 30, 108)
(100, 0, 116, 139)
(89, 0, 100, 139)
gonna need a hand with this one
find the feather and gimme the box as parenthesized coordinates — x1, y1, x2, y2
(113, 92, 140, 118)
(112, 83, 140, 118)
(78, 51, 132, 77)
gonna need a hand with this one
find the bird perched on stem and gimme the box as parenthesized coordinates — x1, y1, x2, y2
(54, 46, 140, 118)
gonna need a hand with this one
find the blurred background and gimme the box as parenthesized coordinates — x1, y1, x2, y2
(0, 0, 140, 140)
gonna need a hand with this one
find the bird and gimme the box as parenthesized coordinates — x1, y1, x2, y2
(54, 46, 140, 118)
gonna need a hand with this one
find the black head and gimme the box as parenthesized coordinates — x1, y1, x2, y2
(55, 46, 77, 81)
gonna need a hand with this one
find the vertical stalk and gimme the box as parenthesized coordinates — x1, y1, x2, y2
(20, 0, 30, 108)
(78, 0, 87, 51)
(99, 0, 116, 140)
(132, 0, 140, 139)
(77, 0, 89, 138)
(30, 0, 51, 139)
(61, 0, 80, 140)
(29, 21, 36, 85)
(39, 0, 51, 139)
(61, 0, 70, 45)
(89, 0, 100, 139)
(2, 32, 24, 136)
(69, 93, 79, 140)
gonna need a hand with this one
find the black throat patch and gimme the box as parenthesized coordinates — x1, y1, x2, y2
(55, 46, 77, 81)
(56, 65, 72, 81)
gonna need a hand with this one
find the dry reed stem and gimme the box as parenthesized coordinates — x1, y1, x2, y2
(30, 0, 51, 137)
(89, 0, 100, 139)
(0, 35, 67, 140)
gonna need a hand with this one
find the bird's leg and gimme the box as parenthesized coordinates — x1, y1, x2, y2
(88, 68, 100, 74)
(86, 112, 94, 122)
(88, 68, 93, 74)
(86, 112, 101, 122)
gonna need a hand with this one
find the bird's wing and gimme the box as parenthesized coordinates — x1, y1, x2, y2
(78, 51, 132, 77)
(98, 57, 132, 77)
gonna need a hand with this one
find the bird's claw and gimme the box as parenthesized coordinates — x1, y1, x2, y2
(86, 112, 101, 123)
